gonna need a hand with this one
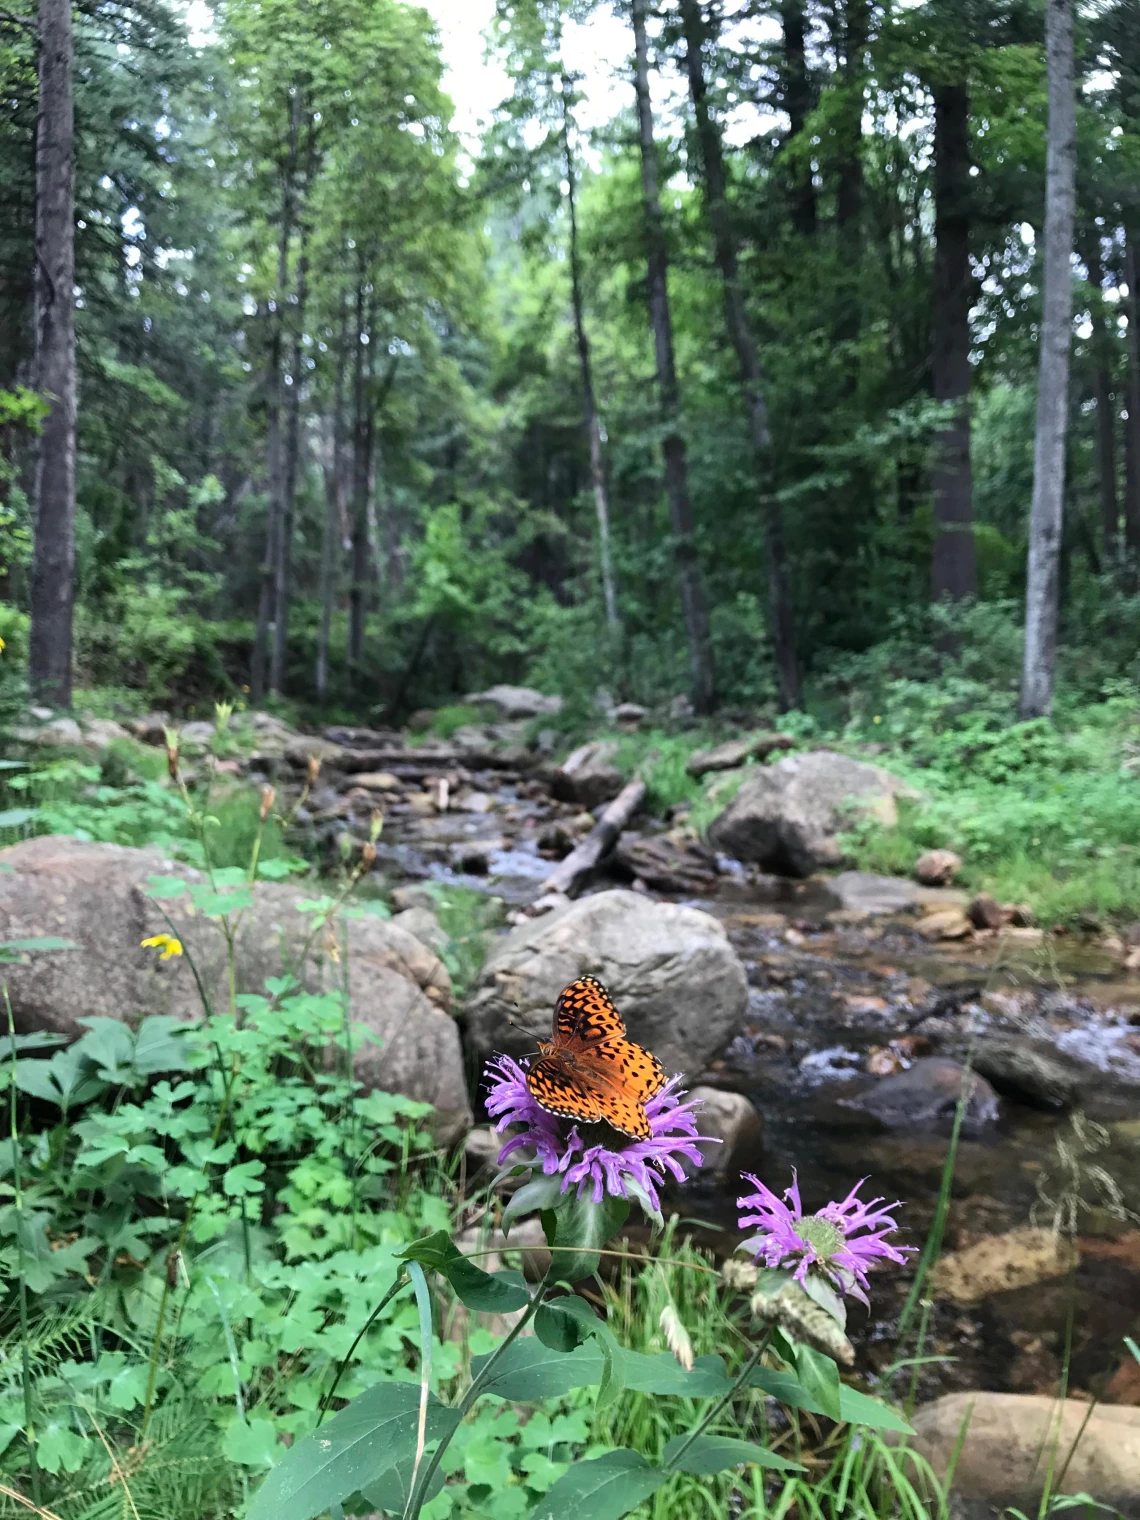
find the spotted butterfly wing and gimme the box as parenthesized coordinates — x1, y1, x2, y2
(525, 975, 668, 1140)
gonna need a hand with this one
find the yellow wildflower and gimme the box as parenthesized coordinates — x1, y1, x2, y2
(141, 934, 183, 961)
(0, 637, 6, 653)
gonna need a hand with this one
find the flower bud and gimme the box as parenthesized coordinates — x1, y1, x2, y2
(361, 840, 377, 871)
(369, 810, 384, 843)
(307, 754, 321, 786)
(259, 785, 276, 822)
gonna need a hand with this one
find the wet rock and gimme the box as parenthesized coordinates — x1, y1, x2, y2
(903, 1392, 1140, 1504)
(466, 888, 748, 1078)
(536, 820, 574, 859)
(686, 732, 795, 778)
(285, 734, 347, 770)
(968, 893, 1007, 930)
(1105, 1354, 1140, 1405)
(391, 884, 440, 913)
(915, 848, 962, 885)
(933, 1228, 1079, 1306)
(350, 771, 403, 792)
(549, 741, 624, 809)
(825, 871, 966, 917)
(457, 791, 495, 813)
(916, 907, 974, 941)
(707, 751, 913, 877)
(613, 832, 719, 894)
(840, 1058, 999, 1132)
(971, 1037, 1084, 1109)
(465, 685, 563, 720)
(14, 715, 85, 747)
(681, 1087, 763, 1178)
(0, 836, 470, 1144)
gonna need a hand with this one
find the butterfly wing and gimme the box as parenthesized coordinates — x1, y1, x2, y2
(525, 1052, 603, 1125)
(553, 975, 625, 1048)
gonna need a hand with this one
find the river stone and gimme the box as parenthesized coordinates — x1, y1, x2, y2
(933, 1228, 1080, 1306)
(680, 1087, 763, 1178)
(465, 888, 748, 1078)
(0, 836, 471, 1145)
(839, 1058, 999, 1132)
(706, 751, 912, 877)
(914, 848, 962, 885)
(826, 872, 968, 917)
(613, 831, 719, 894)
(548, 740, 624, 809)
(465, 685, 563, 719)
(903, 1392, 1140, 1504)
(971, 1036, 1085, 1109)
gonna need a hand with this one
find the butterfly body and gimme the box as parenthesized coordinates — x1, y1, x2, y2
(525, 975, 667, 1140)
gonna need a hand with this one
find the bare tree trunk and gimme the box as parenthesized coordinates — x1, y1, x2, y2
(560, 76, 619, 632)
(930, 80, 977, 603)
(680, 0, 800, 710)
(834, 0, 867, 259)
(630, 0, 716, 713)
(1124, 233, 1140, 560)
(348, 279, 373, 675)
(779, 1, 816, 237)
(270, 218, 308, 695)
(1083, 233, 1118, 557)
(1020, 0, 1075, 720)
(317, 297, 349, 704)
(28, 0, 76, 708)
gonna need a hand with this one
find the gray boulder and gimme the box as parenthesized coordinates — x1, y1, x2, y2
(681, 1087, 763, 1178)
(465, 685, 563, 720)
(904, 1392, 1140, 1506)
(613, 831, 719, 894)
(465, 888, 748, 1080)
(840, 1058, 999, 1133)
(707, 750, 911, 877)
(686, 733, 795, 777)
(0, 836, 471, 1144)
(548, 741, 624, 808)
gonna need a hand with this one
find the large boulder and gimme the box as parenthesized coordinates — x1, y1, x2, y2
(839, 1058, 999, 1133)
(706, 751, 911, 877)
(548, 741, 624, 808)
(686, 733, 795, 778)
(932, 1228, 1079, 1306)
(465, 685, 563, 720)
(904, 1392, 1140, 1505)
(0, 836, 471, 1145)
(613, 832, 719, 895)
(465, 889, 748, 1079)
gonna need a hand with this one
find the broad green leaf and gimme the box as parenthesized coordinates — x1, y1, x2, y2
(475, 1337, 604, 1401)
(526, 1448, 665, 1520)
(836, 1385, 914, 1434)
(3, 1031, 66, 1053)
(501, 1173, 565, 1231)
(257, 858, 294, 879)
(532, 1294, 622, 1410)
(361, 1455, 445, 1512)
(619, 1350, 731, 1397)
(223, 1416, 281, 1469)
(794, 1343, 842, 1421)
(246, 1382, 458, 1520)
(544, 1193, 629, 1283)
(144, 875, 189, 899)
(132, 1016, 193, 1075)
(398, 1230, 531, 1312)
(662, 1434, 803, 1476)
(197, 888, 254, 917)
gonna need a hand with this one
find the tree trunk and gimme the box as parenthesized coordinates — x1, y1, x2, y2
(834, 0, 867, 256)
(1084, 232, 1118, 557)
(348, 279, 373, 674)
(270, 220, 309, 695)
(1124, 232, 1140, 560)
(779, 1, 816, 237)
(930, 80, 977, 602)
(561, 76, 619, 633)
(680, 0, 800, 710)
(630, 0, 716, 713)
(28, 0, 76, 708)
(316, 297, 349, 704)
(1020, 0, 1075, 719)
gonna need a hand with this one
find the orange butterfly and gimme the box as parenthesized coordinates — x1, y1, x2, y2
(525, 975, 668, 1140)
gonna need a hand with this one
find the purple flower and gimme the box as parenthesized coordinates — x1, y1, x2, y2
(483, 1054, 713, 1215)
(737, 1171, 915, 1307)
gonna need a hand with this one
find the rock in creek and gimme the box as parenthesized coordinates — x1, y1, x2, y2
(707, 751, 913, 877)
(680, 1086, 763, 1179)
(914, 848, 962, 885)
(839, 1057, 999, 1132)
(903, 1392, 1140, 1506)
(971, 1036, 1085, 1109)
(932, 1228, 1079, 1306)
(824, 870, 966, 918)
(465, 685, 563, 719)
(0, 836, 471, 1145)
(613, 831, 719, 895)
(548, 740, 624, 809)
(465, 888, 748, 1079)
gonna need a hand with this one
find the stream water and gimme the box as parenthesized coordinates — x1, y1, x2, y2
(360, 755, 1140, 1409)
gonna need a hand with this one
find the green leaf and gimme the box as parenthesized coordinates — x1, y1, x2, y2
(223, 1416, 282, 1469)
(0, 936, 77, 953)
(197, 888, 254, 917)
(663, 1434, 802, 1475)
(619, 1350, 731, 1398)
(794, 1343, 842, 1421)
(474, 1337, 604, 1401)
(544, 1193, 629, 1283)
(246, 1382, 459, 1520)
(398, 1230, 531, 1312)
(526, 1448, 665, 1520)
(532, 1294, 623, 1410)
(144, 875, 189, 899)
(132, 1016, 192, 1075)
(257, 858, 294, 879)
(361, 1456, 445, 1512)
(501, 1173, 565, 1232)
(836, 1385, 914, 1434)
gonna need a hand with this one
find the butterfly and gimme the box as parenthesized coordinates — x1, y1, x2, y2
(524, 975, 668, 1140)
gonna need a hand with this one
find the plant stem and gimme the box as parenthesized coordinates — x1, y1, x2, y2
(317, 1271, 410, 1423)
(5, 991, 41, 1507)
(661, 1329, 773, 1474)
(402, 1269, 552, 1520)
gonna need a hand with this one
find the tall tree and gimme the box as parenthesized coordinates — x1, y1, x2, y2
(1125, 233, 1140, 558)
(629, 0, 715, 713)
(778, 1, 817, 237)
(28, 0, 76, 706)
(1082, 229, 1119, 556)
(560, 70, 619, 632)
(929, 77, 978, 603)
(1020, 0, 1076, 718)
(679, 0, 800, 709)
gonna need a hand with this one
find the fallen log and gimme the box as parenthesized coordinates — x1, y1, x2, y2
(541, 776, 647, 898)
